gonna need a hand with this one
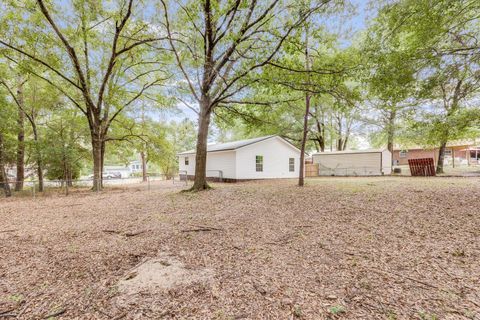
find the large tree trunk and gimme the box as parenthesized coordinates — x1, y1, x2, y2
(386, 110, 396, 164)
(436, 140, 447, 174)
(92, 135, 103, 191)
(15, 84, 25, 191)
(0, 133, 12, 197)
(141, 151, 147, 182)
(192, 99, 212, 191)
(101, 140, 106, 188)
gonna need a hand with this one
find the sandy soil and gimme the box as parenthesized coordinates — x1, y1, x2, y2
(0, 177, 479, 319)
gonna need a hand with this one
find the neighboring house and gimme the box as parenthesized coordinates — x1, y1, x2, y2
(311, 149, 392, 176)
(104, 160, 146, 178)
(393, 141, 480, 166)
(177, 135, 301, 182)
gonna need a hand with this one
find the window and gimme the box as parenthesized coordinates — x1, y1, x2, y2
(399, 150, 407, 158)
(444, 149, 452, 156)
(185, 157, 189, 165)
(471, 150, 479, 160)
(255, 155, 263, 172)
(289, 158, 295, 172)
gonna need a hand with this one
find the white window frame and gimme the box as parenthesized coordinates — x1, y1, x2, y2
(444, 149, 452, 156)
(255, 155, 263, 172)
(399, 150, 407, 158)
(185, 157, 189, 166)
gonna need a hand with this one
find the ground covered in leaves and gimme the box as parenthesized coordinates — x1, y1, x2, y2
(1, 177, 479, 319)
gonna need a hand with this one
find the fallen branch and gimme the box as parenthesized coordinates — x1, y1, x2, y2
(181, 225, 223, 233)
(43, 308, 66, 319)
(370, 268, 480, 308)
(125, 230, 149, 237)
(0, 229, 17, 233)
(103, 229, 149, 237)
(0, 308, 16, 317)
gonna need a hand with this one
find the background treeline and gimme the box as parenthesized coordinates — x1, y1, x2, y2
(1, 0, 479, 194)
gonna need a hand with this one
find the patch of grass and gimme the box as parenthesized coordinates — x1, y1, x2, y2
(329, 305, 346, 315)
(386, 310, 397, 319)
(293, 305, 303, 318)
(8, 294, 24, 303)
(418, 311, 438, 320)
(452, 249, 465, 257)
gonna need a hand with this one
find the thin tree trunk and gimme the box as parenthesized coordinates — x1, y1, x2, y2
(192, 100, 211, 191)
(299, 93, 310, 187)
(32, 125, 44, 192)
(436, 140, 447, 174)
(15, 83, 25, 191)
(299, 22, 311, 187)
(141, 151, 147, 182)
(64, 156, 69, 196)
(0, 133, 12, 197)
(337, 118, 343, 151)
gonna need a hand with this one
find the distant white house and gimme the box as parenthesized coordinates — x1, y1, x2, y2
(104, 159, 146, 178)
(312, 149, 392, 176)
(178, 135, 301, 181)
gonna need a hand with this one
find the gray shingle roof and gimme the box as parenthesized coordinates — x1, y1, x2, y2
(177, 135, 276, 155)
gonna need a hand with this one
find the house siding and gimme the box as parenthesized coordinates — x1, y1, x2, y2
(235, 137, 300, 179)
(178, 151, 237, 179)
(392, 146, 470, 166)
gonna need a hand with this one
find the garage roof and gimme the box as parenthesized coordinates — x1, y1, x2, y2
(312, 149, 386, 155)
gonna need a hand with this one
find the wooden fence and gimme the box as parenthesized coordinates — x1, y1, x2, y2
(305, 163, 319, 177)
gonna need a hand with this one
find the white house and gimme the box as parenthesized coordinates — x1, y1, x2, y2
(312, 149, 392, 176)
(178, 135, 301, 181)
(103, 159, 146, 178)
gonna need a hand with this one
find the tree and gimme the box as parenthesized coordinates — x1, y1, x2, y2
(372, 0, 480, 173)
(160, 0, 339, 190)
(0, 82, 14, 197)
(363, 18, 417, 157)
(0, 0, 167, 190)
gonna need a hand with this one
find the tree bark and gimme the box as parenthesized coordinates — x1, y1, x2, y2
(192, 99, 212, 191)
(15, 81, 25, 191)
(299, 22, 311, 187)
(91, 135, 103, 191)
(299, 93, 311, 187)
(436, 140, 447, 174)
(32, 125, 44, 192)
(141, 151, 147, 182)
(101, 139, 106, 188)
(386, 109, 396, 164)
(0, 133, 12, 197)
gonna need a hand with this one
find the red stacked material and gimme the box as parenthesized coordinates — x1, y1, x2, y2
(408, 158, 436, 176)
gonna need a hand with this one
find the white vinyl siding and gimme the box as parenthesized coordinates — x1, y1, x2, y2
(235, 136, 300, 179)
(178, 151, 237, 179)
(178, 136, 302, 180)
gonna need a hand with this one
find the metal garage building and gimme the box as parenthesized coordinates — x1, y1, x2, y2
(312, 149, 392, 176)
